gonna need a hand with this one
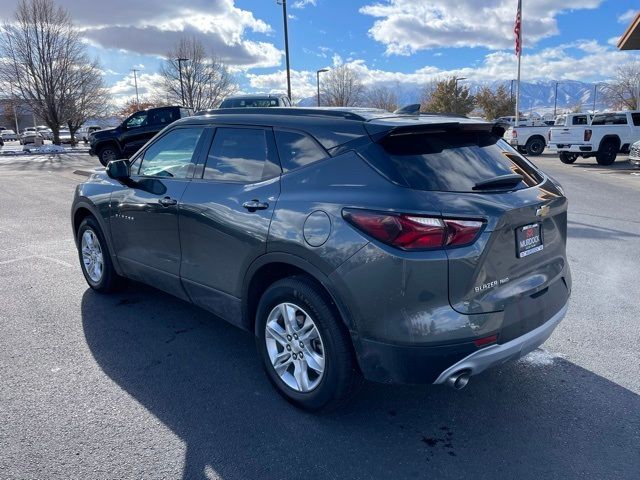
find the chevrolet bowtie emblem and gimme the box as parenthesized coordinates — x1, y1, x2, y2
(536, 205, 550, 218)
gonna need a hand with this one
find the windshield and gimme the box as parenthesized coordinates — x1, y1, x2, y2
(366, 129, 543, 193)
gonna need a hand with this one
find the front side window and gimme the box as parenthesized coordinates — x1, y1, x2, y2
(632, 113, 640, 126)
(138, 127, 204, 178)
(203, 128, 271, 182)
(126, 112, 148, 129)
(275, 130, 327, 172)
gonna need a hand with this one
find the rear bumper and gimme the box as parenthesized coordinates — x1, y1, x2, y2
(433, 303, 567, 384)
(551, 143, 591, 153)
(355, 303, 567, 385)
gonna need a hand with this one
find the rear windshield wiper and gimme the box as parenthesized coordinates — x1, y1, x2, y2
(473, 174, 523, 191)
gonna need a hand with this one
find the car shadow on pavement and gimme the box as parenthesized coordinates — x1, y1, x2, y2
(568, 220, 640, 240)
(81, 285, 639, 480)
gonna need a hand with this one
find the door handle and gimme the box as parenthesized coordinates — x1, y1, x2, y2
(159, 196, 178, 207)
(242, 199, 269, 212)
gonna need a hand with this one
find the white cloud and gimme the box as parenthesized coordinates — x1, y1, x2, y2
(108, 72, 164, 103)
(246, 69, 317, 100)
(618, 9, 637, 24)
(292, 0, 317, 9)
(360, 0, 604, 54)
(37, 0, 281, 69)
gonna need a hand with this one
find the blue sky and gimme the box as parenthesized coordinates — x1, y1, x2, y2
(3, 0, 636, 103)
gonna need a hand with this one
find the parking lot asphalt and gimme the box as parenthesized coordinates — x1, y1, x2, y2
(0, 152, 638, 480)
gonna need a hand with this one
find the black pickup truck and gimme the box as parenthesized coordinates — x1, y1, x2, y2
(90, 106, 192, 165)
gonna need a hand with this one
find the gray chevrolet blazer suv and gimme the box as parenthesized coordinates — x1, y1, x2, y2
(72, 107, 571, 411)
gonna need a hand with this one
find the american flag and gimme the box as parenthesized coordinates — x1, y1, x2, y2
(514, 0, 522, 55)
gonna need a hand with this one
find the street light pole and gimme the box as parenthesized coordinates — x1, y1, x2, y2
(177, 58, 188, 107)
(553, 81, 560, 118)
(316, 68, 328, 106)
(131, 69, 140, 109)
(593, 83, 598, 113)
(278, 0, 292, 101)
(510, 79, 515, 103)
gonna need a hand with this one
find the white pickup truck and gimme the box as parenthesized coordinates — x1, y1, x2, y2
(549, 111, 640, 165)
(503, 114, 588, 157)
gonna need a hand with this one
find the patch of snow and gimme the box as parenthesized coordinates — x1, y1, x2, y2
(518, 348, 558, 367)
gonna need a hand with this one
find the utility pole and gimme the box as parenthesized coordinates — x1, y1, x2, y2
(510, 79, 515, 103)
(177, 58, 189, 106)
(593, 83, 598, 113)
(131, 69, 140, 109)
(278, 0, 292, 101)
(316, 68, 328, 106)
(454, 77, 466, 113)
(553, 81, 560, 118)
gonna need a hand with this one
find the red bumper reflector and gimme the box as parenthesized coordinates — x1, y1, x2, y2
(474, 334, 498, 347)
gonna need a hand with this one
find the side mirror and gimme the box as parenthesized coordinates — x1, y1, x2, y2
(106, 159, 130, 180)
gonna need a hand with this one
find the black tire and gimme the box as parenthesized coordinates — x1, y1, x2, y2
(525, 137, 545, 156)
(255, 276, 362, 412)
(559, 152, 577, 164)
(97, 145, 121, 167)
(596, 140, 618, 166)
(76, 216, 123, 293)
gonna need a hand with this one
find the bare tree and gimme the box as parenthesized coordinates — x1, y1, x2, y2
(604, 61, 640, 110)
(421, 77, 475, 115)
(320, 64, 365, 107)
(158, 37, 237, 111)
(364, 85, 399, 112)
(116, 99, 158, 120)
(0, 0, 87, 144)
(474, 85, 515, 120)
(64, 61, 111, 144)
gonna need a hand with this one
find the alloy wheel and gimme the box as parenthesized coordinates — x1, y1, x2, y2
(264, 302, 325, 393)
(81, 229, 104, 283)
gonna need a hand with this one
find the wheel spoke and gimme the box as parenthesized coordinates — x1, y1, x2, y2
(272, 351, 292, 375)
(266, 321, 288, 346)
(299, 320, 319, 342)
(302, 346, 324, 373)
(279, 303, 297, 333)
(293, 360, 310, 391)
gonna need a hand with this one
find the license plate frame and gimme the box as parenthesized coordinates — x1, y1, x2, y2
(516, 223, 543, 258)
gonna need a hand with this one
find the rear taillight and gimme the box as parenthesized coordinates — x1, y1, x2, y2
(584, 129, 592, 142)
(512, 129, 517, 138)
(342, 209, 484, 251)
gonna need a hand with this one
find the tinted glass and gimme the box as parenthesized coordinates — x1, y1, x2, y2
(138, 127, 203, 178)
(203, 128, 269, 182)
(149, 108, 179, 126)
(632, 113, 640, 126)
(554, 116, 566, 126)
(220, 98, 279, 108)
(572, 115, 589, 125)
(126, 112, 148, 129)
(592, 114, 628, 125)
(275, 131, 327, 172)
(371, 130, 542, 192)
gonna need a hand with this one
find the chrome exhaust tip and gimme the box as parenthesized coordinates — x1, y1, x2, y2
(446, 371, 470, 390)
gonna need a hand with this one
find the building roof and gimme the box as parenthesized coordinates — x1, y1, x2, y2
(618, 11, 640, 50)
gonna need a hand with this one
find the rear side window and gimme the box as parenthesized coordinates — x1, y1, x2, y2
(369, 130, 542, 192)
(592, 114, 627, 125)
(203, 127, 276, 182)
(573, 115, 589, 125)
(632, 113, 640, 126)
(149, 108, 179, 126)
(275, 130, 327, 172)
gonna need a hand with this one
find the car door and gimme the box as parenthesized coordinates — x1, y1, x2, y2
(179, 126, 282, 325)
(120, 110, 157, 157)
(110, 126, 207, 299)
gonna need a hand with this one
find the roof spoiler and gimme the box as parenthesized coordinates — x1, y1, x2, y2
(393, 104, 421, 115)
(366, 121, 495, 143)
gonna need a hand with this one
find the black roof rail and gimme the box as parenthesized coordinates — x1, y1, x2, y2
(194, 107, 371, 121)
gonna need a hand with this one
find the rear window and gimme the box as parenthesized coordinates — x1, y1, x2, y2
(367, 130, 543, 193)
(554, 116, 566, 126)
(220, 98, 280, 108)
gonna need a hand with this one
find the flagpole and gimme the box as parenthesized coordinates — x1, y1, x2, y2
(515, 0, 522, 125)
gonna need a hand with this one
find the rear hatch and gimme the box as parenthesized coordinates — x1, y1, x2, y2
(550, 125, 587, 146)
(363, 120, 570, 334)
